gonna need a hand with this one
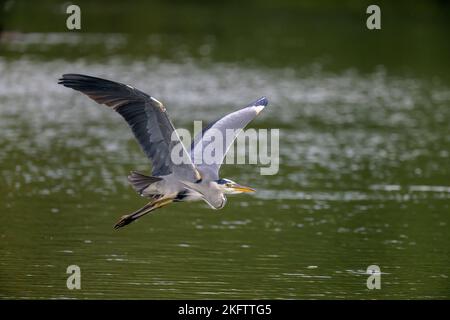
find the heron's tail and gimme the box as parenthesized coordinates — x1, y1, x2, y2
(128, 171, 162, 196)
(114, 198, 173, 229)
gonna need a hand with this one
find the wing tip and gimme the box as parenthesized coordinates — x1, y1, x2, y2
(254, 96, 268, 107)
(57, 73, 110, 86)
(252, 96, 268, 114)
(57, 73, 88, 87)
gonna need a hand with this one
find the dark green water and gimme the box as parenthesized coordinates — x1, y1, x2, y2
(0, 1, 449, 299)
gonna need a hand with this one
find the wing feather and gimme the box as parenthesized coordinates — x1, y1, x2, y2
(59, 73, 200, 180)
(190, 97, 268, 179)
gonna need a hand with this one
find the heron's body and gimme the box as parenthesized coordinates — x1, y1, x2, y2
(131, 171, 225, 207)
(58, 74, 267, 228)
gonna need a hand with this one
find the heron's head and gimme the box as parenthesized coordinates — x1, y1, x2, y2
(215, 178, 255, 194)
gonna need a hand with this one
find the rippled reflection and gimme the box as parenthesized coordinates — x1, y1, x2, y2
(0, 55, 449, 299)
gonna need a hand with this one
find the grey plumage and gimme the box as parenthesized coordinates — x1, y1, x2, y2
(128, 171, 162, 196)
(58, 74, 267, 228)
(190, 97, 267, 180)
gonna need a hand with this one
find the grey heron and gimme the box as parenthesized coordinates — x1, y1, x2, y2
(58, 74, 268, 229)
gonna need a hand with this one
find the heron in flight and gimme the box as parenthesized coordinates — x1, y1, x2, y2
(58, 74, 268, 229)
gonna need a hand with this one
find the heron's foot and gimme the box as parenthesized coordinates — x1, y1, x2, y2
(114, 214, 134, 229)
(113, 198, 174, 230)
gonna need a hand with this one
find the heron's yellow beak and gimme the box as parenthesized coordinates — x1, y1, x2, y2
(232, 184, 256, 193)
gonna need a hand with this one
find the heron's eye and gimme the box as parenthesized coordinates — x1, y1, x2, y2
(225, 183, 232, 188)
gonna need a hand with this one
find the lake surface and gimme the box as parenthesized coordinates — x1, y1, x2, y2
(0, 1, 449, 299)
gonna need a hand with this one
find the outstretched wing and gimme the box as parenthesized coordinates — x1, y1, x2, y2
(190, 97, 268, 179)
(58, 74, 201, 180)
